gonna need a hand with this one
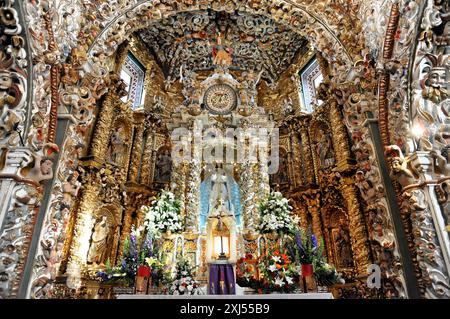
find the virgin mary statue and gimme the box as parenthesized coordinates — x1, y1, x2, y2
(209, 167, 234, 214)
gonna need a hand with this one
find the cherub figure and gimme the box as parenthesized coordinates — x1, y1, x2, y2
(385, 145, 420, 190)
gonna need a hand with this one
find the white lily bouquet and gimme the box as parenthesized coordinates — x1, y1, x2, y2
(258, 191, 299, 234)
(141, 190, 183, 236)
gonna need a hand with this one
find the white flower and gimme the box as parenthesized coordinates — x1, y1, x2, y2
(271, 256, 281, 263)
(268, 264, 277, 272)
(274, 277, 284, 287)
(285, 276, 293, 284)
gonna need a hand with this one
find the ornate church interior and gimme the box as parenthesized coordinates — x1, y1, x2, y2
(1, 0, 450, 300)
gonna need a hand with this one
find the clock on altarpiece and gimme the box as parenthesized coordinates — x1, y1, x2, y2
(203, 83, 237, 115)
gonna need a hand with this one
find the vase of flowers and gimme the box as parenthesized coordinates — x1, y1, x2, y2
(258, 191, 299, 236)
(141, 190, 183, 237)
(292, 227, 323, 292)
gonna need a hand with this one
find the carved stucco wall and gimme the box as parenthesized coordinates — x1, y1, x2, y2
(0, 0, 449, 299)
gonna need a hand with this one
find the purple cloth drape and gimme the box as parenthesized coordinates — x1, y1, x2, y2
(208, 264, 235, 295)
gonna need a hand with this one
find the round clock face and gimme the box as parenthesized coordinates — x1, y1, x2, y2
(204, 84, 237, 115)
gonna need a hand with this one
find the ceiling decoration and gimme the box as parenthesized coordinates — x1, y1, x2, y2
(138, 10, 309, 84)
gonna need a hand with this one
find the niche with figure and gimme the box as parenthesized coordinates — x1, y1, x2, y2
(86, 206, 120, 266)
(153, 146, 172, 184)
(106, 118, 131, 166)
(311, 122, 335, 169)
(328, 210, 354, 270)
(269, 147, 289, 187)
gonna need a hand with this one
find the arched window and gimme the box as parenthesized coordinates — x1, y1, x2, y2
(298, 56, 323, 113)
(120, 52, 146, 109)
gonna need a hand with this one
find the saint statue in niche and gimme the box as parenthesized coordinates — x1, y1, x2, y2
(154, 148, 172, 183)
(334, 219, 353, 268)
(316, 128, 335, 167)
(269, 150, 288, 185)
(87, 216, 110, 265)
(108, 126, 127, 165)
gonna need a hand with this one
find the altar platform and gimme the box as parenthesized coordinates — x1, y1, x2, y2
(117, 293, 333, 299)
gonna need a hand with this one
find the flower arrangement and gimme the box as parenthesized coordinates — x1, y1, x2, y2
(167, 259, 204, 295)
(290, 226, 344, 287)
(141, 190, 183, 236)
(257, 249, 299, 293)
(96, 228, 141, 285)
(258, 191, 299, 234)
(236, 253, 260, 290)
(96, 227, 164, 287)
(95, 259, 127, 283)
(292, 226, 323, 265)
(168, 276, 203, 295)
(313, 261, 344, 287)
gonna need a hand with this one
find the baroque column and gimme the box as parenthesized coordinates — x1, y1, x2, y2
(329, 98, 354, 171)
(257, 141, 270, 200)
(302, 192, 323, 241)
(340, 177, 372, 275)
(404, 152, 450, 298)
(171, 160, 187, 221)
(298, 115, 316, 184)
(117, 194, 135, 260)
(140, 127, 155, 185)
(289, 126, 303, 188)
(327, 91, 372, 275)
(0, 149, 42, 298)
(185, 120, 202, 232)
(128, 111, 146, 183)
(89, 80, 127, 161)
(66, 170, 99, 282)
